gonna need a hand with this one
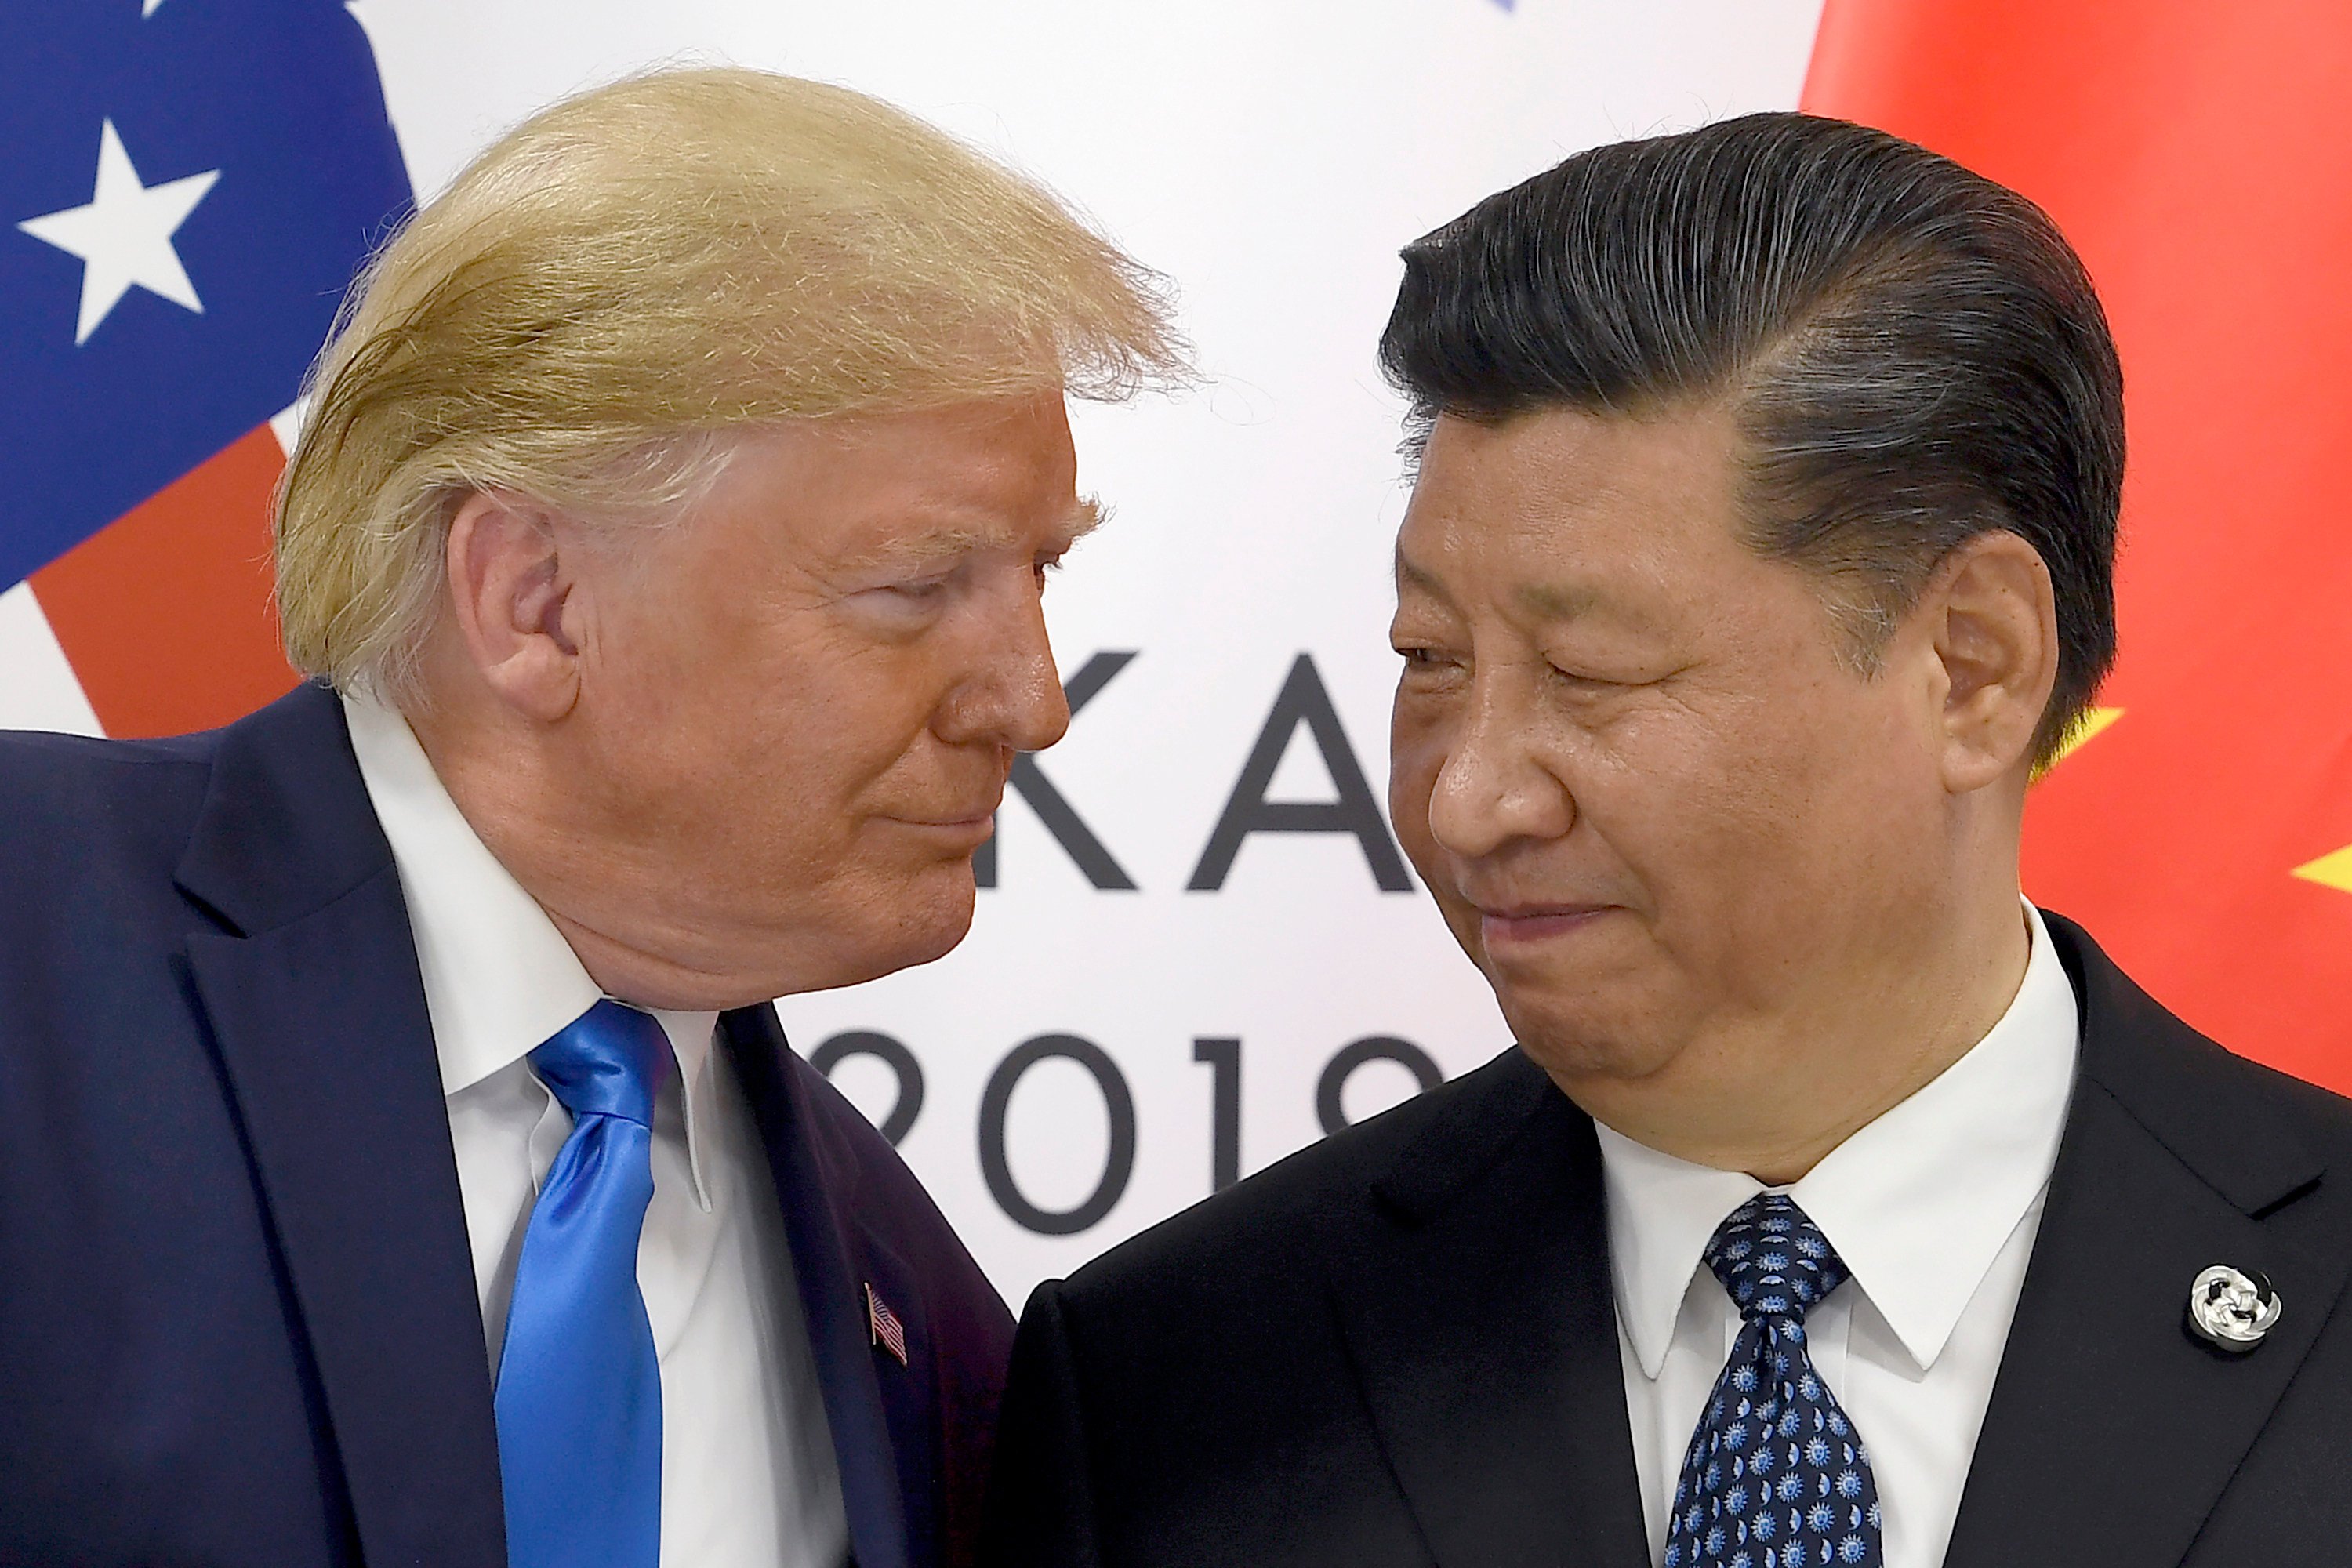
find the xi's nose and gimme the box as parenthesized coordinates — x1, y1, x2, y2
(1425, 699, 1573, 858)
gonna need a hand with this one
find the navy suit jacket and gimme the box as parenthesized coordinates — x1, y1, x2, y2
(0, 682, 1014, 1568)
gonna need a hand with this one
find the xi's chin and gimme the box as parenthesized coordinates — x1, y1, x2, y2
(1497, 989, 1682, 1087)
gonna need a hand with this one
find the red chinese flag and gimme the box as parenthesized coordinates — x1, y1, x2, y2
(1802, 0, 2352, 1087)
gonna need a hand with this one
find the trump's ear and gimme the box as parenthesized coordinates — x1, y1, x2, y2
(441, 489, 585, 724)
(1925, 528, 2059, 793)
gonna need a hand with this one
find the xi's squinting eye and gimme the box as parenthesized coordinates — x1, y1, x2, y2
(1542, 655, 1688, 699)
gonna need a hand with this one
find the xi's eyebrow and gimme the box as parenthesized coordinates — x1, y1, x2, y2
(1515, 579, 1667, 635)
(1516, 582, 1606, 622)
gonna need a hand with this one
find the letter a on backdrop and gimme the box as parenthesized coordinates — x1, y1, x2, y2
(0, 0, 412, 737)
(1805, 0, 2352, 1088)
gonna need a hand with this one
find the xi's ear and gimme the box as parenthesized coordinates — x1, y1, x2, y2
(1926, 529, 2060, 793)
(442, 489, 585, 724)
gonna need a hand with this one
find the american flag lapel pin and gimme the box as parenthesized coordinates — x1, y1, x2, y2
(866, 1282, 909, 1366)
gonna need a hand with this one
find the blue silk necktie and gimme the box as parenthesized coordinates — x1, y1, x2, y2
(1664, 1193, 1884, 1568)
(494, 1000, 670, 1568)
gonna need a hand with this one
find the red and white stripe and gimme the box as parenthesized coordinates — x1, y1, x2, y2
(0, 401, 307, 740)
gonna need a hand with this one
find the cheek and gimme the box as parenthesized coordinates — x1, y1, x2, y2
(590, 564, 775, 759)
(590, 626, 924, 873)
(1612, 678, 1930, 959)
(721, 617, 937, 775)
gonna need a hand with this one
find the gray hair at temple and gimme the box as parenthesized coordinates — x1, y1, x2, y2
(1377, 111, 2124, 766)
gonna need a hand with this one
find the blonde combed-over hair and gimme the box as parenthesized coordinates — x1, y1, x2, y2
(276, 67, 1185, 700)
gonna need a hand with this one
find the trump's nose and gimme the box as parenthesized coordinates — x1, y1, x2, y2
(936, 572, 1071, 754)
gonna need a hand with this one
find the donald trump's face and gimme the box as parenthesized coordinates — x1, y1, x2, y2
(422, 391, 1089, 1009)
(574, 392, 1091, 996)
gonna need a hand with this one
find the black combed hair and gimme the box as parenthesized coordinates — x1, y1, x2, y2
(1379, 111, 2124, 764)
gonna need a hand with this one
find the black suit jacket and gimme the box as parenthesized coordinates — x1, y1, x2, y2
(0, 683, 1014, 1568)
(982, 913, 2352, 1566)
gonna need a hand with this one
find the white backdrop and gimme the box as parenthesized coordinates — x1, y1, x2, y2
(9, 0, 1829, 1308)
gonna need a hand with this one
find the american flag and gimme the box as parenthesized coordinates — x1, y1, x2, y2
(2, 0, 411, 739)
(866, 1282, 908, 1366)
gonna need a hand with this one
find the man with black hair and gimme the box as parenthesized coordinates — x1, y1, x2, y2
(982, 113, 2352, 1568)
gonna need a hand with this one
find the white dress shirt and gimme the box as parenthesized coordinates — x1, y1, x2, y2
(344, 695, 850, 1568)
(1600, 903, 2079, 1568)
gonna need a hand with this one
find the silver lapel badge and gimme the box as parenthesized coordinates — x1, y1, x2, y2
(2187, 1264, 2282, 1353)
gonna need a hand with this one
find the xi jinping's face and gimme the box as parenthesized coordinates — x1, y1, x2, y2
(1387, 402, 1955, 1102)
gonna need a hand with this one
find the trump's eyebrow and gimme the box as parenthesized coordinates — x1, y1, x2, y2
(842, 496, 1105, 576)
(1058, 495, 1109, 550)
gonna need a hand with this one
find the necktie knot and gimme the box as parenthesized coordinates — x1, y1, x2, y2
(1704, 1192, 1849, 1328)
(529, 999, 670, 1128)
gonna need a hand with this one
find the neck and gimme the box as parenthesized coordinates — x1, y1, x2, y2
(1561, 881, 2034, 1186)
(402, 684, 756, 1012)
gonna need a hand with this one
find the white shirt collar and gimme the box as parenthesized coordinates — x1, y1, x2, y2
(343, 692, 721, 1209)
(1599, 901, 2079, 1379)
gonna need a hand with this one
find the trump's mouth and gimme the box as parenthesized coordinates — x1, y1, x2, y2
(883, 812, 1000, 852)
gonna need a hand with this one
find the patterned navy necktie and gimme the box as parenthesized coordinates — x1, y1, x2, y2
(1663, 1192, 1883, 1568)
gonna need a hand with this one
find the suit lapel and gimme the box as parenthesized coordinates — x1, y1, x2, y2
(1945, 913, 2348, 1567)
(178, 686, 506, 1568)
(724, 1003, 918, 1568)
(1326, 1051, 1650, 1568)
(857, 1221, 943, 1568)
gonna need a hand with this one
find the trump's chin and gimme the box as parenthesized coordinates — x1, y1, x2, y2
(825, 862, 979, 989)
(899, 875, 980, 971)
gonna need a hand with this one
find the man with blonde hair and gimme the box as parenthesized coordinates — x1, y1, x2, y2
(0, 67, 1179, 1568)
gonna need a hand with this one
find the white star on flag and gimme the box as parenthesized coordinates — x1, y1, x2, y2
(17, 119, 220, 345)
